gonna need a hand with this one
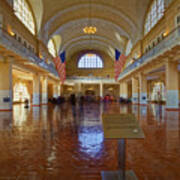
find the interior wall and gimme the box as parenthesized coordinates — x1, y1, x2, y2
(128, 83, 132, 99)
(62, 85, 74, 98)
(103, 84, 120, 99)
(81, 84, 100, 97)
(48, 83, 53, 99)
(66, 50, 114, 78)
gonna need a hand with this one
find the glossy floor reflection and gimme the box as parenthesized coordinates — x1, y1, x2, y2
(0, 103, 180, 179)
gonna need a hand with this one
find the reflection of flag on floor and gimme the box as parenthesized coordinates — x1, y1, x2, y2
(53, 51, 66, 84)
(115, 49, 126, 81)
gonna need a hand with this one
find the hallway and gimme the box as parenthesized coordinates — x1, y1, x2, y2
(0, 103, 180, 179)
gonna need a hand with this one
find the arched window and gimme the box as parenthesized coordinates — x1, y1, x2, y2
(144, 0, 164, 35)
(14, 0, 35, 35)
(78, 53, 103, 69)
(48, 39, 56, 57)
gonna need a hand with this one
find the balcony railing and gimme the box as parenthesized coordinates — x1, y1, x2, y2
(118, 26, 180, 80)
(0, 28, 58, 76)
(66, 76, 117, 83)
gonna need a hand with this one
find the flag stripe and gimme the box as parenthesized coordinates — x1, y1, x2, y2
(53, 51, 66, 84)
(115, 49, 126, 81)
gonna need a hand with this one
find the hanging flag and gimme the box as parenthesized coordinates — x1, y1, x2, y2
(53, 51, 66, 84)
(115, 49, 126, 81)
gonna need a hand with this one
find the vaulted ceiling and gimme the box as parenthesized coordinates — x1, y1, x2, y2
(29, 0, 151, 58)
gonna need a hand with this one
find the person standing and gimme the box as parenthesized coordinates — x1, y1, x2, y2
(70, 94, 76, 117)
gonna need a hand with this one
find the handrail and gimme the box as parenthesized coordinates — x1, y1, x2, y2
(67, 76, 114, 80)
(66, 76, 118, 84)
(118, 26, 180, 80)
(0, 27, 58, 76)
(66, 76, 117, 83)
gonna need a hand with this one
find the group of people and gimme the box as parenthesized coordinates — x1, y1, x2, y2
(69, 94, 85, 106)
(49, 94, 121, 105)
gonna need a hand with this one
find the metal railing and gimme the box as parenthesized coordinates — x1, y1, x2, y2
(66, 76, 116, 83)
(118, 26, 180, 80)
(0, 28, 58, 76)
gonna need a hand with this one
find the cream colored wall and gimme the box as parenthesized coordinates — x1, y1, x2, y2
(128, 83, 132, 98)
(48, 84, 53, 99)
(125, 41, 142, 68)
(0, 62, 12, 90)
(66, 51, 114, 78)
(62, 85, 74, 97)
(103, 84, 120, 99)
(142, 17, 166, 53)
(165, 0, 180, 34)
(81, 84, 100, 96)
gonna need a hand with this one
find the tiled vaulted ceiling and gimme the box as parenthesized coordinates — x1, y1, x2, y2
(31, 0, 151, 58)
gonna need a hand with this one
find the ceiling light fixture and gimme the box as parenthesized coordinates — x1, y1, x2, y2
(83, 0, 97, 35)
(83, 26, 97, 34)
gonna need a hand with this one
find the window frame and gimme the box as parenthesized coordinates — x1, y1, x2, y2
(77, 53, 104, 69)
(13, 0, 35, 35)
(144, 0, 165, 35)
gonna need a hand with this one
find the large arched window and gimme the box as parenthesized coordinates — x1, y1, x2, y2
(48, 39, 56, 57)
(144, 0, 164, 35)
(14, 0, 35, 35)
(78, 53, 103, 69)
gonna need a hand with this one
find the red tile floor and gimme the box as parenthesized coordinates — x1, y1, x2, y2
(0, 102, 180, 180)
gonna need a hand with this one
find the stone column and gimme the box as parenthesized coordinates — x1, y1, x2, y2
(77, 83, 82, 96)
(41, 76, 48, 105)
(165, 61, 179, 109)
(57, 84, 61, 96)
(100, 82, 103, 97)
(0, 61, 13, 111)
(75, 83, 82, 96)
(120, 82, 128, 98)
(132, 77, 139, 104)
(139, 73, 147, 105)
(119, 84, 121, 97)
(53, 84, 58, 98)
(32, 74, 40, 106)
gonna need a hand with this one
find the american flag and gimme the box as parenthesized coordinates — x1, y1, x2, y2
(115, 49, 126, 81)
(54, 51, 66, 84)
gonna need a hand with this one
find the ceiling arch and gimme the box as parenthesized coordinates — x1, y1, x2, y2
(61, 35, 120, 53)
(42, 4, 137, 42)
(51, 18, 128, 55)
(52, 18, 130, 38)
(43, 3, 137, 33)
(33, 0, 151, 59)
(51, 35, 62, 53)
(28, 0, 43, 34)
(65, 40, 111, 59)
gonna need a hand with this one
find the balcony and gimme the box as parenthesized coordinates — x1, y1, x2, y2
(66, 76, 117, 83)
(0, 28, 58, 77)
(118, 26, 180, 80)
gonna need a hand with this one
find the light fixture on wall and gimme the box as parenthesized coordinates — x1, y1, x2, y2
(108, 87, 113, 91)
(67, 87, 73, 91)
(7, 25, 15, 36)
(83, 0, 97, 35)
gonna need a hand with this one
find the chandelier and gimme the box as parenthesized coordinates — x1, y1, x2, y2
(83, 26, 97, 34)
(83, 0, 97, 35)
